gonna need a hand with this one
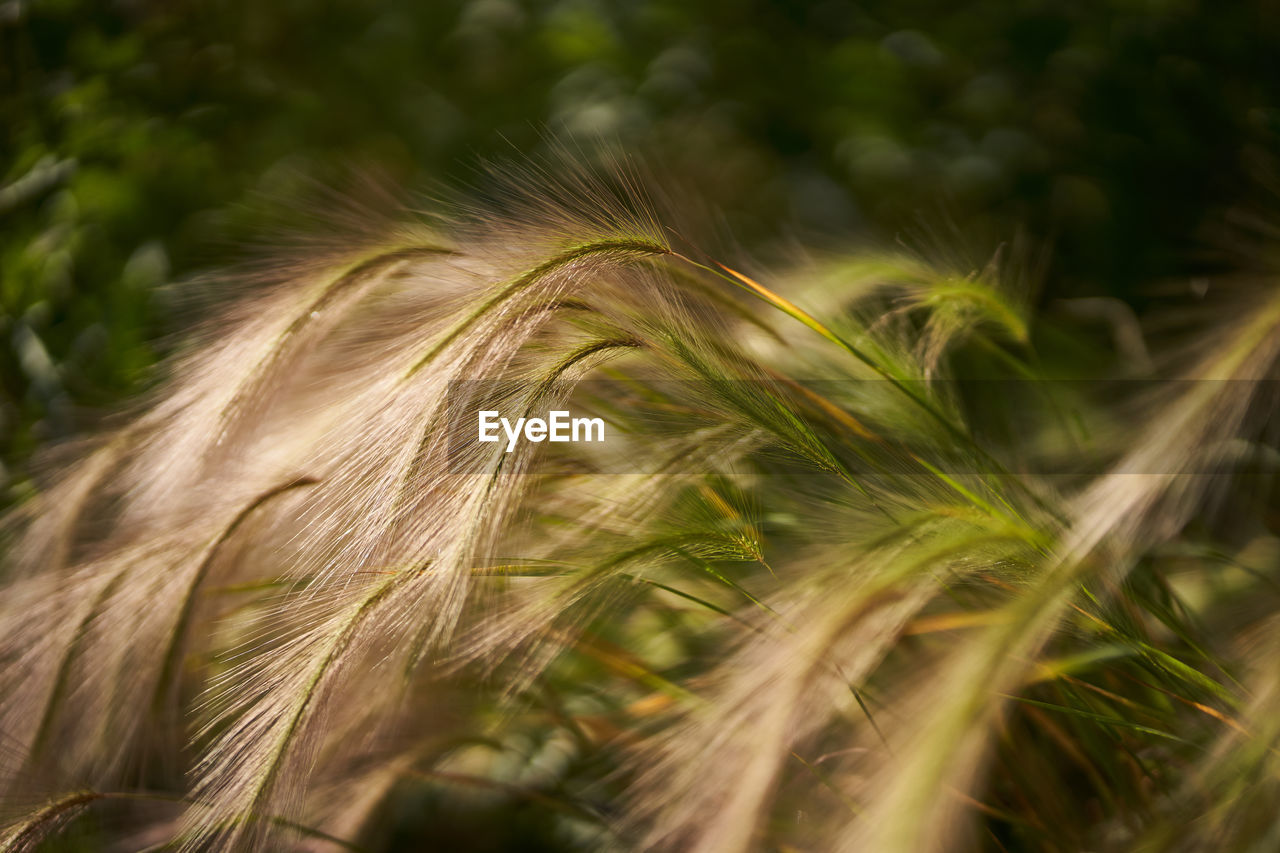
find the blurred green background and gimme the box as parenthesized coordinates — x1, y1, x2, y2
(2, 0, 1278, 489)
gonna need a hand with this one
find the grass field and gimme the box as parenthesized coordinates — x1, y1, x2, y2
(1, 157, 1278, 851)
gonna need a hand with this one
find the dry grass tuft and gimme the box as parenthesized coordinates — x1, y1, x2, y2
(2, 160, 1279, 851)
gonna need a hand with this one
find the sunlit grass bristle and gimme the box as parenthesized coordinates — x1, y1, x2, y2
(1, 157, 1279, 852)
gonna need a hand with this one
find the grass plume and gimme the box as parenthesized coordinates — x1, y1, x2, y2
(1, 159, 1278, 851)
